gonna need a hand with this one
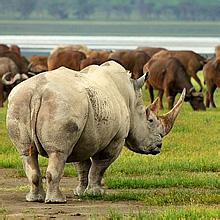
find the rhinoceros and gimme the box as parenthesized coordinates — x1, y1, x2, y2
(6, 61, 185, 203)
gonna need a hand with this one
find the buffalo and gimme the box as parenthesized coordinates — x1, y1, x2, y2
(203, 57, 220, 107)
(144, 57, 206, 111)
(152, 50, 207, 91)
(108, 50, 150, 79)
(47, 48, 86, 71)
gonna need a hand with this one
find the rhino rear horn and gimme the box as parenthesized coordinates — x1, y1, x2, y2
(147, 97, 160, 114)
(133, 73, 148, 90)
(160, 88, 186, 135)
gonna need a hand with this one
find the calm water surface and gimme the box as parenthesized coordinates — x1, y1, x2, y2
(0, 35, 219, 57)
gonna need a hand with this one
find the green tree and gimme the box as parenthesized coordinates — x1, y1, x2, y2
(74, 0, 95, 20)
(47, 1, 69, 19)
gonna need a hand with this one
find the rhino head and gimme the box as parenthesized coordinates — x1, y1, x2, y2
(126, 74, 185, 155)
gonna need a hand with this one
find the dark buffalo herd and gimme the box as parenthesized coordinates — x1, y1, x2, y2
(0, 43, 219, 110)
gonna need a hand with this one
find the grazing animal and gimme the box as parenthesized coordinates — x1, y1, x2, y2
(108, 50, 150, 79)
(80, 57, 108, 69)
(47, 48, 86, 71)
(0, 57, 19, 107)
(80, 50, 112, 69)
(0, 51, 29, 73)
(50, 44, 91, 56)
(0, 51, 30, 106)
(215, 45, 220, 58)
(10, 44, 21, 55)
(144, 57, 206, 110)
(6, 61, 185, 203)
(0, 44, 20, 55)
(28, 55, 48, 74)
(2, 71, 34, 107)
(136, 47, 167, 57)
(0, 44, 10, 53)
(87, 50, 112, 59)
(203, 58, 220, 107)
(152, 50, 207, 91)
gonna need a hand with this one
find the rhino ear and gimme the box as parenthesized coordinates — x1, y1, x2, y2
(133, 73, 148, 90)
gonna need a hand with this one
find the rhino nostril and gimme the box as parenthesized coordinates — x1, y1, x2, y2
(157, 144, 162, 149)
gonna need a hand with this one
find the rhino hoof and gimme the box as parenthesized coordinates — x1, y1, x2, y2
(26, 192, 45, 202)
(85, 186, 105, 196)
(45, 192, 67, 203)
(74, 186, 86, 196)
(45, 198, 67, 204)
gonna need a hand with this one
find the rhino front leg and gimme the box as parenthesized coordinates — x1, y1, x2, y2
(85, 139, 124, 195)
(22, 151, 45, 202)
(45, 152, 67, 203)
(73, 159, 92, 196)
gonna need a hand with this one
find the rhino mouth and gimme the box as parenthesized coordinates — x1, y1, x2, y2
(140, 148, 161, 155)
(148, 149, 161, 155)
(126, 145, 161, 155)
(125, 141, 161, 155)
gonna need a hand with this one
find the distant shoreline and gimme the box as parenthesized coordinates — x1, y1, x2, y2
(1, 20, 220, 37)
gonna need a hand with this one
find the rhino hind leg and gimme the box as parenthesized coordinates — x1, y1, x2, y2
(22, 153, 45, 202)
(85, 139, 124, 195)
(74, 159, 92, 196)
(45, 152, 67, 203)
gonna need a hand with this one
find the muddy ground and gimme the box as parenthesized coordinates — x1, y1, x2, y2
(0, 168, 151, 219)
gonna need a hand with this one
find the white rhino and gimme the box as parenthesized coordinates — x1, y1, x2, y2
(6, 61, 185, 203)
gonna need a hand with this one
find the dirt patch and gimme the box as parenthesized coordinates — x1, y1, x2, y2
(0, 168, 148, 219)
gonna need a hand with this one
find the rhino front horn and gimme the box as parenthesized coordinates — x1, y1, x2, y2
(160, 88, 186, 135)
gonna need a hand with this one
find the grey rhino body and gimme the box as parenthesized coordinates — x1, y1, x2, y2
(6, 61, 184, 203)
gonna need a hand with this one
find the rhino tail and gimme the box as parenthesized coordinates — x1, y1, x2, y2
(29, 94, 42, 154)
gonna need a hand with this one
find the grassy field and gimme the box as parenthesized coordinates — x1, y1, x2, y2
(1, 20, 220, 36)
(0, 73, 220, 219)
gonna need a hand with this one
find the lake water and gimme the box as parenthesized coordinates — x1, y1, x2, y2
(0, 35, 219, 57)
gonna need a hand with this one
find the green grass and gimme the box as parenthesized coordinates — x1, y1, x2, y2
(0, 73, 220, 218)
(81, 189, 220, 205)
(90, 207, 220, 220)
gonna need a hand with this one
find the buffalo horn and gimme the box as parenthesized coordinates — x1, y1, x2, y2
(2, 72, 21, 85)
(27, 71, 37, 76)
(160, 88, 186, 135)
(21, 74, 29, 80)
(191, 91, 203, 97)
(27, 63, 33, 70)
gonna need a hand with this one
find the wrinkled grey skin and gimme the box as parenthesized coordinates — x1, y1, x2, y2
(6, 61, 184, 203)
